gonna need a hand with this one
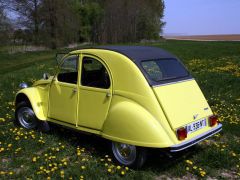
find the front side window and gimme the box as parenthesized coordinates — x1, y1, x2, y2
(142, 59, 189, 81)
(81, 57, 110, 89)
(57, 55, 78, 84)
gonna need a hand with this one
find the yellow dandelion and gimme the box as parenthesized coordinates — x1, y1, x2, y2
(81, 166, 86, 170)
(121, 171, 125, 175)
(107, 168, 112, 173)
(60, 170, 64, 178)
(32, 157, 37, 162)
(185, 159, 193, 165)
(117, 166, 121, 170)
(7, 144, 12, 148)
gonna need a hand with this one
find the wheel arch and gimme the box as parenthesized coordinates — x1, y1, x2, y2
(101, 97, 174, 148)
(15, 87, 48, 121)
(15, 93, 31, 106)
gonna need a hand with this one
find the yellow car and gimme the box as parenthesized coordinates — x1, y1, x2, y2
(15, 46, 222, 168)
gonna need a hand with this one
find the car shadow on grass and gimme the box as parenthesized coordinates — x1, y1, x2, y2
(44, 122, 200, 172)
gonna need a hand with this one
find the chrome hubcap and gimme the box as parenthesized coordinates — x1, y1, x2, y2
(18, 107, 37, 129)
(112, 142, 136, 165)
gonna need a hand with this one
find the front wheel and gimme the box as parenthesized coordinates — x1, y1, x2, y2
(15, 102, 38, 129)
(111, 142, 147, 168)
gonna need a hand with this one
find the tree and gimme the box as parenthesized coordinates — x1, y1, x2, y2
(40, 0, 82, 48)
(9, 0, 42, 44)
(78, 1, 103, 43)
(136, 0, 165, 40)
(98, 0, 165, 43)
(1, 0, 165, 47)
(0, 6, 13, 45)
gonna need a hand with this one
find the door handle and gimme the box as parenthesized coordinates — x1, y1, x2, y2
(106, 92, 111, 97)
(72, 88, 77, 93)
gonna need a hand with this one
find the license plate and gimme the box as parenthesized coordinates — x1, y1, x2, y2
(186, 118, 207, 134)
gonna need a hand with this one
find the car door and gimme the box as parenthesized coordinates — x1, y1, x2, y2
(48, 54, 79, 125)
(77, 55, 112, 130)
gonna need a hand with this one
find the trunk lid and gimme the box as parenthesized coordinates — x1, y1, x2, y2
(153, 79, 212, 129)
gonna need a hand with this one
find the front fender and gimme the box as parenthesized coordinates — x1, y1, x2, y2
(101, 97, 174, 148)
(15, 87, 48, 121)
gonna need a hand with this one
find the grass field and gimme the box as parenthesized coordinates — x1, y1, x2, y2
(0, 40, 240, 179)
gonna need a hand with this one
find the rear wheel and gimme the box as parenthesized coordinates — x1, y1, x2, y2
(15, 102, 38, 129)
(111, 142, 147, 168)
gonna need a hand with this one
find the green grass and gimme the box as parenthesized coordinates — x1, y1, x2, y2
(0, 40, 240, 179)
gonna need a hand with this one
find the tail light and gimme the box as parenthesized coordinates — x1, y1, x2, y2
(177, 127, 187, 141)
(209, 115, 218, 127)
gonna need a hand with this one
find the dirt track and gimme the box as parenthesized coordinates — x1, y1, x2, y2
(164, 34, 240, 41)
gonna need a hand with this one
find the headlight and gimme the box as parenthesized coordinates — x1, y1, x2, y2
(19, 82, 28, 89)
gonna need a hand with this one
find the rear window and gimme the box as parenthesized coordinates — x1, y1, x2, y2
(141, 59, 189, 81)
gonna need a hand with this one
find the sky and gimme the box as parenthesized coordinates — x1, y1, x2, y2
(163, 0, 240, 35)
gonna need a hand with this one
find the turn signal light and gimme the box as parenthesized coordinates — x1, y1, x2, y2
(209, 115, 218, 127)
(177, 127, 187, 141)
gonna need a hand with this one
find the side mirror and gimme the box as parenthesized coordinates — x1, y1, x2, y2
(43, 73, 50, 80)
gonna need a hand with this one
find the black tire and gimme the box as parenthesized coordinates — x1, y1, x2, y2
(15, 101, 39, 129)
(111, 141, 147, 168)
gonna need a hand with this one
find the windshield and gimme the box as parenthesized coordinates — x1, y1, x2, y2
(56, 53, 68, 66)
(141, 58, 189, 81)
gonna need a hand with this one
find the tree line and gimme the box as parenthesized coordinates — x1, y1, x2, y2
(0, 0, 165, 49)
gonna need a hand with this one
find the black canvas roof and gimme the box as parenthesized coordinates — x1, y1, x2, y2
(98, 46, 192, 86)
(98, 45, 176, 62)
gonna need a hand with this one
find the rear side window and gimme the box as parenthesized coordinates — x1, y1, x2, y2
(141, 59, 189, 81)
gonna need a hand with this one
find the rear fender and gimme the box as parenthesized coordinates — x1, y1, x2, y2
(101, 97, 173, 148)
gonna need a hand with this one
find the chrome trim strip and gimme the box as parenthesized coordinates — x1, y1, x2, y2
(152, 78, 194, 87)
(170, 123, 222, 152)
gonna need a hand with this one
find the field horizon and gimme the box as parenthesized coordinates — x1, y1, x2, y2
(164, 34, 240, 41)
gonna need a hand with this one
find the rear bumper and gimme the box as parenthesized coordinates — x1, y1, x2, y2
(170, 123, 222, 152)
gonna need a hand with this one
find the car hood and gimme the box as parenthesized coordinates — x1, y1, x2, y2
(152, 79, 213, 130)
(33, 76, 54, 86)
